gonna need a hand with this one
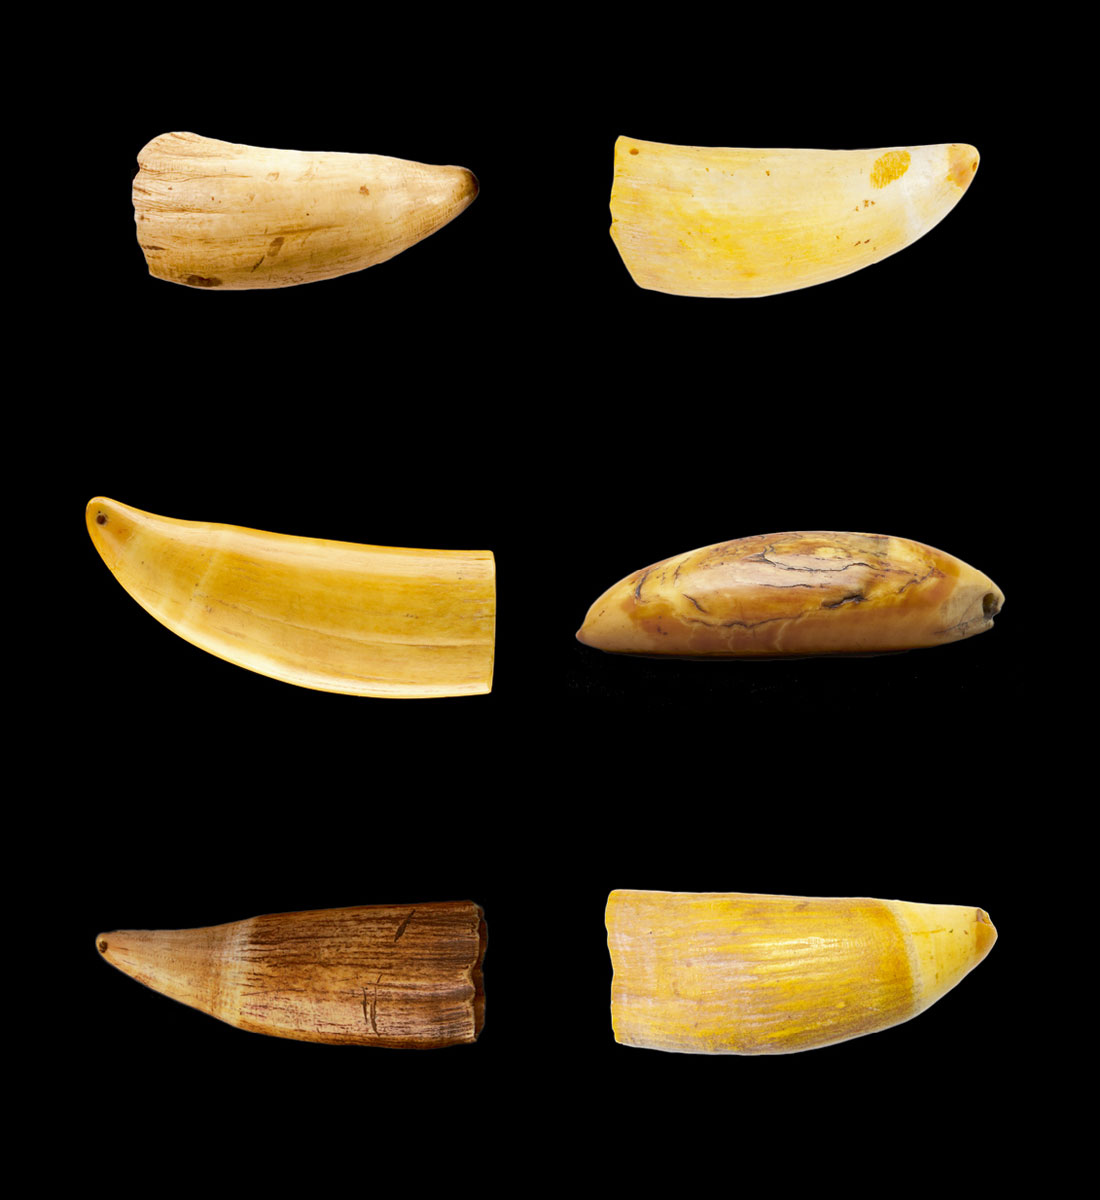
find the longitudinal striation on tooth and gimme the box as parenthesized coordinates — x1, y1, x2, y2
(577, 531, 1003, 657)
(133, 131, 479, 289)
(610, 137, 979, 297)
(97, 902, 487, 1047)
(87, 497, 496, 698)
(606, 890, 997, 1054)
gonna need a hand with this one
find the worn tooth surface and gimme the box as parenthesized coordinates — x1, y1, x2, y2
(87, 497, 495, 697)
(610, 137, 979, 298)
(577, 531, 1003, 657)
(606, 889, 997, 1054)
(133, 131, 479, 289)
(97, 901, 487, 1047)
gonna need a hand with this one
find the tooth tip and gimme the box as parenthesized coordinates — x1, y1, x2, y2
(975, 909, 997, 960)
(948, 143, 980, 189)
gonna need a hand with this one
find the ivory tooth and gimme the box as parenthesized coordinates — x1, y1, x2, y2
(133, 131, 479, 289)
(97, 902, 486, 1047)
(606, 890, 996, 1054)
(576, 531, 1002, 657)
(87, 497, 495, 698)
(610, 137, 978, 297)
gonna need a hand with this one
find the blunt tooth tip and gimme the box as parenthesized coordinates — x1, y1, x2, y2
(948, 143, 980, 189)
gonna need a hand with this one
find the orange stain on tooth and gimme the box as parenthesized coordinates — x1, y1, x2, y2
(870, 150, 911, 188)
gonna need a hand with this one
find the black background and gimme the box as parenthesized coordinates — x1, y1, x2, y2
(63, 14, 1039, 1180)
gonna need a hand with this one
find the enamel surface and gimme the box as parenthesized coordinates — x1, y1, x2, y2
(87, 497, 495, 697)
(606, 890, 996, 1054)
(133, 131, 479, 289)
(577, 531, 1002, 657)
(97, 902, 487, 1047)
(610, 138, 979, 297)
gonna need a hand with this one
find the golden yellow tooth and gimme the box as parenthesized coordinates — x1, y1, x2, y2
(133, 131, 479, 289)
(606, 890, 996, 1054)
(97, 902, 486, 1047)
(610, 137, 979, 297)
(87, 497, 495, 698)
(576, 531, 1002, 657)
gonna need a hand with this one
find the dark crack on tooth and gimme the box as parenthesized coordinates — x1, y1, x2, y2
(744, 548, 874, 573)
(821, 593, 865, 609)
(682, 593, 708, 613)
(634, 568, 654, 604)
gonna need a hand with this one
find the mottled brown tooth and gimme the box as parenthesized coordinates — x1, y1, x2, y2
(577, 530, 1003, 657)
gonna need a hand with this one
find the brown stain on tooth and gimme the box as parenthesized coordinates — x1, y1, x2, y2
(948, 143, 980, 189)
(577, 531, 1002, 657)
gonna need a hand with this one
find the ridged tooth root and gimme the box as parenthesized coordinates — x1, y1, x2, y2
(87, 497, 495, 698)
(610, 137, 979, 297)
(606, 890, 997, 1054)
(96, 902, 487, 1047)
(577, 530, 1003, 657)
(133, 131, 479, 289)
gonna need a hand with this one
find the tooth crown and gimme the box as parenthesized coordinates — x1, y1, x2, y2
(606, 890, 996, 1054)
(133, 131, 479, 289)
(577, 531, 1002, 657)
(610, 137, 979, 297)
(87, 497, 495, 698)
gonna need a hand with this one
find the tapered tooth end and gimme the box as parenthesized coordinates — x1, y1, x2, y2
(460, 167, 479, 204)
(446, 166, 479, 214)
(94, 925, 217, 1016)
(975, 907, 997, 962)
(86, 497, 132, 570)
(948, 143, 980, 190)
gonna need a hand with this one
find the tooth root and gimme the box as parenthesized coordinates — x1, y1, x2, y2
(610, 137, 979, 298)
(97, 902, 487, 1047)
(606, 890, 996, 1054)
(87, 497, 495, 698)
(577, 531, 1003, 657)
(133, 131, 479, 289)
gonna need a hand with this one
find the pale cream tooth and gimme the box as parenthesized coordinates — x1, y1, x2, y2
(610, 137, 979, 297)
(133, 131, 479, 289)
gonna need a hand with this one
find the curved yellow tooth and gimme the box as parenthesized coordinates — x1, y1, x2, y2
(606, 890, 997, 1054)
(87, 497, 495, 698)
(133, 131, 479, 289)
(576, 530, 1002, 657)
(96, 901, 487, 1047)
(610, 137, 979, 297)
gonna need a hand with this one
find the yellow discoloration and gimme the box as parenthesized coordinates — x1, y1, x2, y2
(606, 891, 997, 1054)
(610, 139, 977, 297)
(87, 497, 495, 698)
(870, 149, 911, 188)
